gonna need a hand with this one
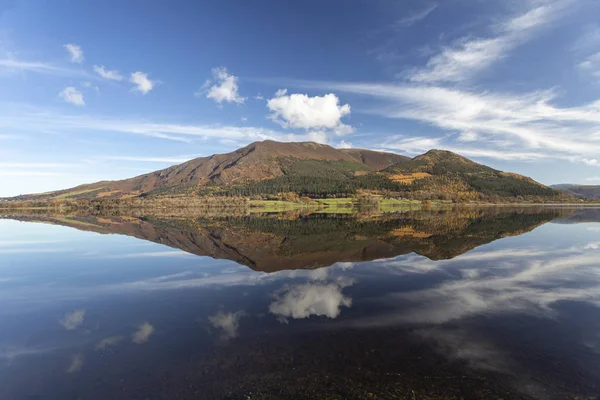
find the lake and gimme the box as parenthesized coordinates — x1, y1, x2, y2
(1, 207, 599, 399)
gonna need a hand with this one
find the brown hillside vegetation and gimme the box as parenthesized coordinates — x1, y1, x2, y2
(4, 141, 574, 203)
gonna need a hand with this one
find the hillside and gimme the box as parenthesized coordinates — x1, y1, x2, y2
(552, 184, 600, 200)
(6, 141, 570, 203)
(383, 150, 564, 201)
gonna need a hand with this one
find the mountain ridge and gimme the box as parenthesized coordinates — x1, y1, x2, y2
(5, 140, 571, 203)
(551, 184, 600, 200)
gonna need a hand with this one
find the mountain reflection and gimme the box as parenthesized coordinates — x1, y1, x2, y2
(1, 207, 579, 271)
(1, 208, 600, 399)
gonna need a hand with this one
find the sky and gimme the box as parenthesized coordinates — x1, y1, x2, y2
(1, 0, 600, 196)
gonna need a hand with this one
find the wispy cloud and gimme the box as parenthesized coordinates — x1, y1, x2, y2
(0, 171, 73, 177)
(0, 106, 329, 144)
(578, 52, 600, 82)
(0, 58, 86, 77)
(100, 155, 199, 163)
(0, 162, 74, 168)
(395, 3, 438, 27)
(93, 65, 124, 81)
(405, 0, 572, 83)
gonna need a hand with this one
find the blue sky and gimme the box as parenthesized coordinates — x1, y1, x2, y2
(1, 0, 600, 196)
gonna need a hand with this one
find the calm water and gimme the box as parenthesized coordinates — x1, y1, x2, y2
(1, 208, 599, 399)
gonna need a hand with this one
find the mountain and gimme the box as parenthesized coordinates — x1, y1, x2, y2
(551, 184, 600, 200)
(7, 141, 568, 203)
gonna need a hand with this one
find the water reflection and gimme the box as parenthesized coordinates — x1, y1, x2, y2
(0, 208, 599, 399)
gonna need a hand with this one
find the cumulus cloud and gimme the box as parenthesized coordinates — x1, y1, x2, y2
(59, 87, 84, 106)
(406, 0, 571, 83)
(208, 310, 247, 340)
(269, 280, 353, 322)
(338, 140, 353, 149)
(63, 44, 84, 64)
(60, 309, 85, 330)
(267, 89, 353, 139)
(130, 71, 155, 95)
(93, 65, 124, 81)
(132, 322, 154, 344)
(202, 67, 245, 105)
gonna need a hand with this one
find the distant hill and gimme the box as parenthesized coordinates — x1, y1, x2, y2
(7, 141, 570, 203)
(551, 184, 600, 200)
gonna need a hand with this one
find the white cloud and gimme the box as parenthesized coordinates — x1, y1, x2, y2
(585, 177, 600, 181)
(130, 71, 155, 95)
(202, 67, 245, 105)
(582, 158, 599, 167)
(208, 310, 246, 339)
(59, 86, 85, 106)
(64, 44, 84, 64)
(267, 89, 353, 137)
(407, 0, 571, 83)
(338, 140, 353, 149)
(93, 65, 124, 81)
(254, 93, 264, 100)
(269, 280, 353, 321)
(132, 322, 154, 344)
(60, 309, 85, 330)
(395, 3, 438, 27)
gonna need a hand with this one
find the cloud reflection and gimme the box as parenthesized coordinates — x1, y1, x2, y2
(66, 353, 84, 373)
(208, 310, 247, 340)
(269, 277, 354, 322)
(132, 322, 154, 344)
(60, 309, 85, 330)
